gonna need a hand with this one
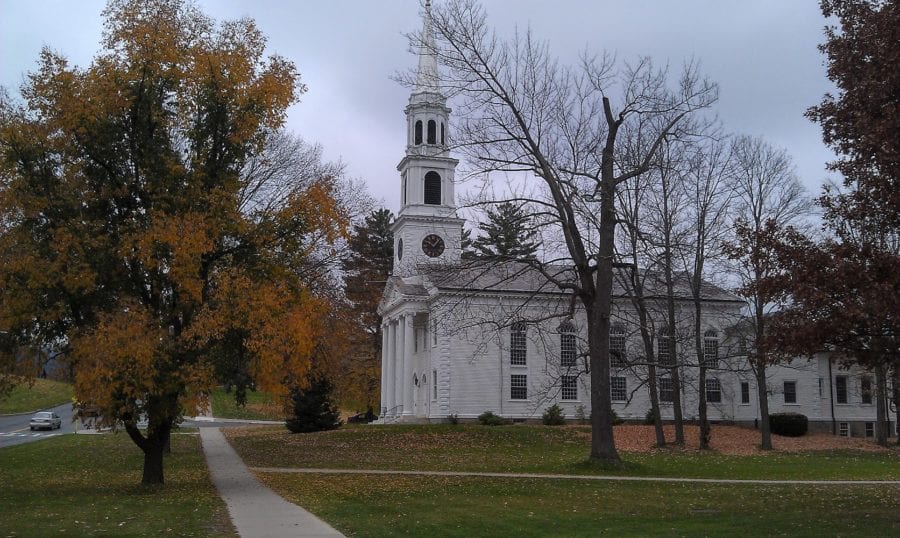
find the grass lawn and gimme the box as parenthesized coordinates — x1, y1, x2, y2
(225, 424, 900, 481)
(0, 378, 74, 414)
(0, 432, 235, 536)
(259, 472, 900, 537)
(209, 386, 283, 421)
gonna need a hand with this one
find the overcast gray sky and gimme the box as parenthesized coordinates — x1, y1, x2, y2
(1, 1, 837, 214)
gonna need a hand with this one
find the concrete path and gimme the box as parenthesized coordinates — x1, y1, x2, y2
(200, 428, 344, 538)
(250, 466, 900, 486)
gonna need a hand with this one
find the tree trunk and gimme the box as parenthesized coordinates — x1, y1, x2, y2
(755, 360, 772, 450)
(586, 171, 620, 463)
(664, 284, 684, 446)
(893, 369, 900, 445)
(647, 362, 666, 447)
(698, 365, 710, 449)
(874, 365, 889, 447)
(124, 418, 172, 485)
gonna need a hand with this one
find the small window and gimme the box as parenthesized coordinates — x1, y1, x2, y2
(610, 376, 626, 402)
(860, 376, 873, 405)
(657, 327, 673, 366)
(836, 375, 848, 404)
(838, 422, 850, 437)
(705, 378, 722, 403)
(702, 330, 718, 368)
(784, 381, 797, 404)
(511, 374, 527, 400)
(432, 369, 438, 400)
(510, 322, 527, 366)
(424, 171, 442, 205)
(561, 376, 578, 400)
(441, 122, 445, 145)
(427, 120, 437, 144)
(659, 377, 673, 403)
(740, 381, 750, 404)
(414, 120, 423, 145)
(864, 422, 874, 438)
(559, 320, 576, 368)
(610, 322, 626, 366)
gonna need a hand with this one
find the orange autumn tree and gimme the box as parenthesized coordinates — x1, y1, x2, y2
(0, 0, 348, 484)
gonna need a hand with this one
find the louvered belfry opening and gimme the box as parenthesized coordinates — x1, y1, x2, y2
(424, 171, 441, 205)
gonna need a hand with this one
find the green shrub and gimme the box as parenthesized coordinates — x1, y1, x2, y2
(769, 412, 808, 437)
(643, 408, 657, 425)
(574, 404, 587, 424)
(285, 376, 342, 433)
(542, 404, 566, 425)
(610, 409, 625, 425)
(448, 413, 459, 425)
(477, 410, 508, 426)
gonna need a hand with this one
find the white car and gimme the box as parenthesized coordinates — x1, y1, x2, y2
(29, 411, 62, 431)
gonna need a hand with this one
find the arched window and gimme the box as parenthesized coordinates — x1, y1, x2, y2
(703, 330, 719, 368)
(510, 321, 527, 365)
(610, 322, 626, 366)
(441, 122, 446, 145)
(414, 120, 423, 145)
(559, 320, 576, 367)
(424, 171, 441, 205)
(427, 120, 437, 144)
(658, 326, 674, 366)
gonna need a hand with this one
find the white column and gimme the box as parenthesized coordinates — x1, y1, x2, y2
(403, 314, 415, 416)
(392, 319, 402, 416)
(379, 322, 388, 416)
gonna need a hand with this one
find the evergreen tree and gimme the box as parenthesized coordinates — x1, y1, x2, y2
(472, 202, 540, 259)
(340, 209, 393, 409)
(285, 375, 342, 433)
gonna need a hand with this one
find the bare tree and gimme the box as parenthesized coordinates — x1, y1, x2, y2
(412, 0, 718, 462)
(679, 135, 736, 449)
(725, 135, 811, 450)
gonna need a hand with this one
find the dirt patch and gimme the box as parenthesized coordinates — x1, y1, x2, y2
(610, 424, 897, 455)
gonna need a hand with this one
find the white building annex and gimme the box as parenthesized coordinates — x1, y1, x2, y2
(377, 3, 894, 438)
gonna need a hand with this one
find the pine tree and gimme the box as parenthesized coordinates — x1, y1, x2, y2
(285, 376, 342, 433)
(472, 202, 540, 259)
(339, 209, 393, 409)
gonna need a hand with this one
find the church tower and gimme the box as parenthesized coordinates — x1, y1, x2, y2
(392, 0, 464, 277)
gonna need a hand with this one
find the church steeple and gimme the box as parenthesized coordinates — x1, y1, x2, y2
(392, 0, 464, 277)
(414, 0, 439, 95)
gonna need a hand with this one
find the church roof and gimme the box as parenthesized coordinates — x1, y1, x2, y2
(420, 261, 743, 303)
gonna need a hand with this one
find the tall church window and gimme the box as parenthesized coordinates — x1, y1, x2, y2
(610, 376, 626, 401)
(705, 378, 722, 403)
(511, 374, 527, 400)
(559, 320, 576, 367)
(659, 377, 674, 403)
(424, 171, 442, 205)
(414, 120, 423, 145)
(658, 326, 674, 366)
(510, 321, 527, 366)
(702, 330, 719, 368)
(441, 122, 445, 145)
(427, 120, 437, 144)
(610, 322, 626, 366)
(561, 376, 578, 400)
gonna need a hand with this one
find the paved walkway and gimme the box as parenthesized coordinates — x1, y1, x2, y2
(200, 428, 344, 538)
(250, 466, 900, 486)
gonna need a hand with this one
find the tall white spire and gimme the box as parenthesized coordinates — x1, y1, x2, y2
(414, 0, 440, 95)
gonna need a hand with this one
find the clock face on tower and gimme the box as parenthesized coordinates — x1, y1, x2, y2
(421, 234, 445, 257)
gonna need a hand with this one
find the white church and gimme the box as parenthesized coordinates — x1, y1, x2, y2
(377, 4, 893, 439)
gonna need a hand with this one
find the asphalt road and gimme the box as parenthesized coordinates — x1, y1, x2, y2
(0, 402, 74, 449)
